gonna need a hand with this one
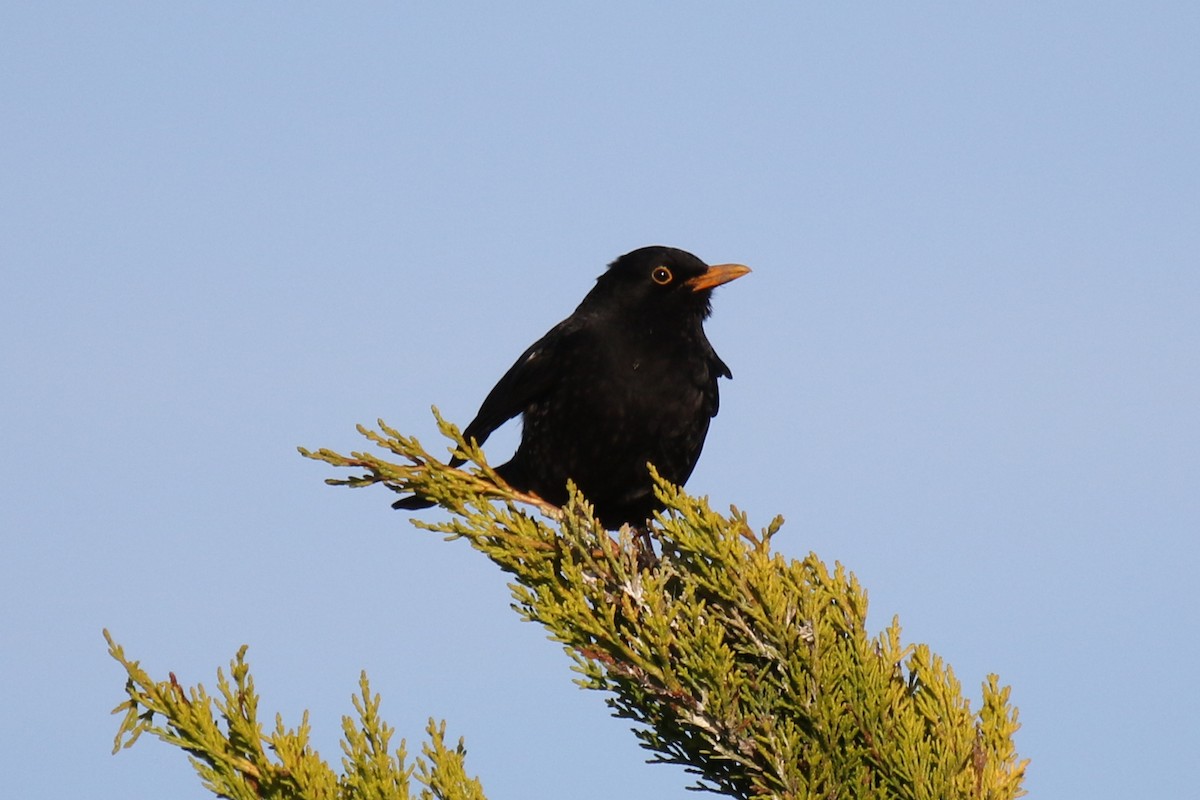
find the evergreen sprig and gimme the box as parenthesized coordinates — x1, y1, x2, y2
(106, 630, 482, 800)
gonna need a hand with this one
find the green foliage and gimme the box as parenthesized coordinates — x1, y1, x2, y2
(109, 409, 1027, 799)
(106, 630, 482, 800)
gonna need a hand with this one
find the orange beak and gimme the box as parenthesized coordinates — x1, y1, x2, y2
(685, 263, 752, 292)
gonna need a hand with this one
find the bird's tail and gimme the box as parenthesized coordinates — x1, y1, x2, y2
(391, 495, 436, 511)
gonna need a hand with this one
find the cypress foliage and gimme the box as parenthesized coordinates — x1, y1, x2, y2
(107, 410, 1027, 799)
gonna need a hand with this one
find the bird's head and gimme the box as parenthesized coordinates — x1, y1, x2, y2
(586, 246, 751, 322)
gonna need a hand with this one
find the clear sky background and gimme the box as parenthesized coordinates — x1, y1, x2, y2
(3, 4, 1197, 798)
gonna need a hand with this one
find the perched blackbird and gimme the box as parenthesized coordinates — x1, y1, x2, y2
(394, 246, 750, 528)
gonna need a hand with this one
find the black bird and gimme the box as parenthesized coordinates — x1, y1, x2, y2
(394, 246, 750, 528)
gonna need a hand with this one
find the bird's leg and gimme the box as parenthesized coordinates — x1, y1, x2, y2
(632, 522, 659, 571)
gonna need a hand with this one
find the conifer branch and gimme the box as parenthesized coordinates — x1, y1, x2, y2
(297, 409, 562, 520)
(105, 629, 484, 800)
(107, 411, 1027, 799)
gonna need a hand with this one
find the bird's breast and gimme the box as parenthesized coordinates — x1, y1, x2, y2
(511, 329, 718, 513)
(552, 345, 707, 436)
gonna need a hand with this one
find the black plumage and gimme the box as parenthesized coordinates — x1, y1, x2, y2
(395, 245, 749, 528)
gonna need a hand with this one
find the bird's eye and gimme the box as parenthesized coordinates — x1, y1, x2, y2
(651, 266, 673, 285)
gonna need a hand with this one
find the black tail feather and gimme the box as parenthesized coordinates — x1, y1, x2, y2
(391, 495, 436, 511)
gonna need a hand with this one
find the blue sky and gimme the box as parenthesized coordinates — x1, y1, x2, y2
(2, 3, 1197, 798)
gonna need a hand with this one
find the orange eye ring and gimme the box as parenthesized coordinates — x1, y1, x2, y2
(651, 266, 673, 285)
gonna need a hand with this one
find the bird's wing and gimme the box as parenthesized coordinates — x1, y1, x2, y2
(703, 345, 732, 418)
(453, 318, 578, 464)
